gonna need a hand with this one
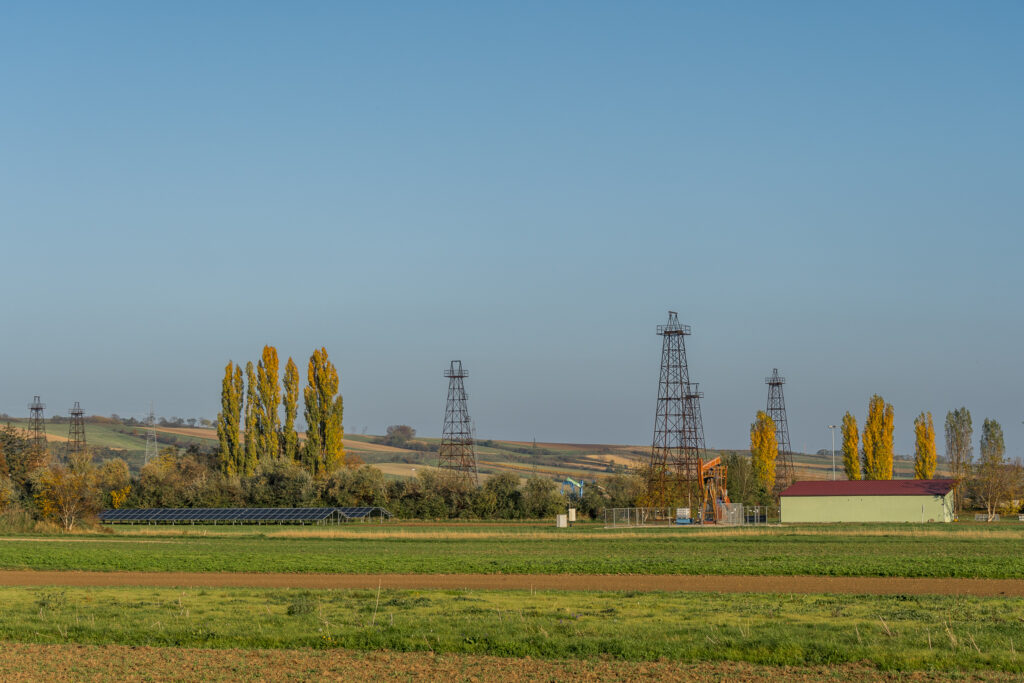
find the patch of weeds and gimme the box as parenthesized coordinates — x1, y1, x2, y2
(35, 590, 67, 612)
(286, 592, 318, 616)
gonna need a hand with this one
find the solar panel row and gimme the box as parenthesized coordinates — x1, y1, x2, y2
(99, 506, 392, 524)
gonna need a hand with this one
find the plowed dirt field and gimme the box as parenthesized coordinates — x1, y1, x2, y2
(2, 570, 1022, 596)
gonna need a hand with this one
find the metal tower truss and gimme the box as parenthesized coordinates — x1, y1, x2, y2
(648, 312, 729, 522)
(765, 368, 794, 489)
(67, 402, 87, 461)
(438, 361, 479, 485)
(28, 395, 48, 455)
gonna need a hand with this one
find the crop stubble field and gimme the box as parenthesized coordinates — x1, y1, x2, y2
(1, 522, 1023, 680)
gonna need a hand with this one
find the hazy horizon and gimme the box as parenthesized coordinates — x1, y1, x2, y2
(2, 3, 1021, 454)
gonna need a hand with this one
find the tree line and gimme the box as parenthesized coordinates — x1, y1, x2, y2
(0, 421, 647, 529)
(743, 396, 1022, 518)
(838, 398, 1019, 517)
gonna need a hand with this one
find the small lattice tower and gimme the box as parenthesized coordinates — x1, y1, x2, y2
(649, 312, 718, 516)
(438, 360, 479, 485)
(145, 403, 158, 464)
(765, 368, 794, 488)
(67, 402, 87, 460)
(27, 396, 48, 454)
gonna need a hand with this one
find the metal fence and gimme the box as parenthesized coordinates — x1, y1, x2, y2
(603, 505, 777, 527)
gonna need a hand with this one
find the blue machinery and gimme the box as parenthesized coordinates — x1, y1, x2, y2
(560, 478, 584, 497)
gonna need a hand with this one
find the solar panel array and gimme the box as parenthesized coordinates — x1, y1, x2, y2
(99, 506, 392, 524)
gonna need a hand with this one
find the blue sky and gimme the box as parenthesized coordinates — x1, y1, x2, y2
(1, 2, 1021, 456)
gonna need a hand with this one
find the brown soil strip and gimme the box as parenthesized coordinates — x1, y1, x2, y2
(1, 642, 1006, 682)
(1, 570, 1023, 596)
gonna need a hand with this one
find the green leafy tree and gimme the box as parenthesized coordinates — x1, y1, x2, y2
(975, 418, 1010, 520)
(256, 345, 281, 460)
(862, 395, 894, 480)
(302, 347, 345, 475)
(0, 424, 48, 499)
(945, 407, 973, 512)
(841, 412, 860, 480)
(243, 361, 259, 475)
(749, 411, 777, 492)
(522, 476, 565, 518)
(216, 362, 244, 476)
(281, 357, 300, 462)
(913, 412, 937, 479)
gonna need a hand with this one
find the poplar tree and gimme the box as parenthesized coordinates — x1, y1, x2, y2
(243, 361, 259, 475)
(749, 410, 778, 493)
(216, 362, 244, 476)
(976, 418, 1009, 520)
(913, 411, 937, 479)
(944, 407, 973, 512)
(282, 357, 300, 462)
(256, 345, 281, 459)
(841, 412, 860, 480)
(862, 395, 894, 480)
(302, 347, 345, 475)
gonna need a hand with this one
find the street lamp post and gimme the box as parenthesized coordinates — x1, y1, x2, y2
(827, 425, 839, 480)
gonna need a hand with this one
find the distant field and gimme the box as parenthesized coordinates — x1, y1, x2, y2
(5, 418, 944, 482)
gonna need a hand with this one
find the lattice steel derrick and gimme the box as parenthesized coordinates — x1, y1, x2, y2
(67, 401, 87, 460)
(438, 361, 479, 485)
(649, 312, 708, 509)
(765, 368, 794, 488)
(27, 395, 48, 455)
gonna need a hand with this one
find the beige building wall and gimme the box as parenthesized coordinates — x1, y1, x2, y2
(781, 492, 953, 523)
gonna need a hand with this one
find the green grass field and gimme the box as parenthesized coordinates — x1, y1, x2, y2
(3, 523, 1023, 578)
(1, 585, 1021, 673)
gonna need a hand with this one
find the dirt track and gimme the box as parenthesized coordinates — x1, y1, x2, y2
(1, 570, 1023, 596)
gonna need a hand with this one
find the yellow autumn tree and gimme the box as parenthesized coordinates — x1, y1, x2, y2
(749, 410, 778, 492)
(862, 394, 894, 480)
(243, 361, 259, 475)
(35, 453, 100, 530)
(256, 345, 281, 459)
(216, 362, 244, 476)
(302, 347, 345, 475)
(841, 411, 860, 480)
(282, 357, 300, 462)
(913, 411, 937, 479)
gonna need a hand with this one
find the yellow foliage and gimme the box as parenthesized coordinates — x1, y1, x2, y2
(749, 410, 777, 492)
(257, 345, 281, 459)
(913, 412, 937, 479)
(110, 485, 131, 509)
(303, 347, 345, 475)
(841, 412, 860, 480)
(862, 395, 894, 480)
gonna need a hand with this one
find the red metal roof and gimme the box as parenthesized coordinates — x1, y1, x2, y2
(779, 479, 955, 497)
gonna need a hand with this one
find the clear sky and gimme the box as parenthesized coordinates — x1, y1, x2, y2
(1, 2, 1021, 456)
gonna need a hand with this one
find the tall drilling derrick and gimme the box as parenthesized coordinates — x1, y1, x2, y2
(28, 396, 48, 455)
(438, 360, 479, 485)
(765, 368, 794, 488)
(145, 403, 158, 464)
(648, 312, 727, 522)
(67, 402, 87, 461)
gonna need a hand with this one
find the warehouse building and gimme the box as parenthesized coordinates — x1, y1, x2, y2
(779, 479, 955, 523)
